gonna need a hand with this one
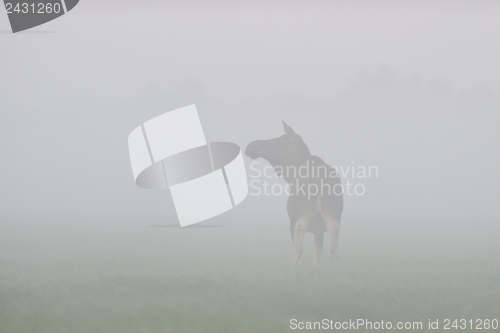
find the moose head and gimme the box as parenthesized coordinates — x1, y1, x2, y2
(245, 121, 311, 170)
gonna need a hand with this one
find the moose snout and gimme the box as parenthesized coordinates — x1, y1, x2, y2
(245, 140, 263, 159)
(245, 144, 256, 159)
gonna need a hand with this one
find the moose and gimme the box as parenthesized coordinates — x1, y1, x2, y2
(245, 122, 343, 269)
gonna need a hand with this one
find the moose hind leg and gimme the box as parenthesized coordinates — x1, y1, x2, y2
(291, 219, 308, 270)
(313, 232, 324, 266)
(324, 219, 340, 266)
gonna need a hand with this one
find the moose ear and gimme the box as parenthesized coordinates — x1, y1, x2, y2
(283, 121, 297, 139)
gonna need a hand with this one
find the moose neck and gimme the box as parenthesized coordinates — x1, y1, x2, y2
(269, 151, 313, 185)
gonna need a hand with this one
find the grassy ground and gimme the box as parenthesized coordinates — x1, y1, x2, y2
(0, 218, 499, 333)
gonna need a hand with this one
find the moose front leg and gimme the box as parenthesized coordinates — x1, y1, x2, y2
(291, 219, 308, 270)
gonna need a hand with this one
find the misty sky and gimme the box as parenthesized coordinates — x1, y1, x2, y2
(1, 0, 499, 228)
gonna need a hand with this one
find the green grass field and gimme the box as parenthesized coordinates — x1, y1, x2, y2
(0, 218, 499, 333)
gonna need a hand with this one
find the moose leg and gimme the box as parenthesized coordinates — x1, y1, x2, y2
(324, 219, 341, 266)
(313, 232, 324, 267)
(291, 219, 308, 270)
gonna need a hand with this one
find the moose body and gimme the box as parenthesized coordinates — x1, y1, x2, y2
(245, 122, 343, 269)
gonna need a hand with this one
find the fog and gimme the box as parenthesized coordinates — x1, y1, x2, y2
(0, 1, 499, 332)
(1, 1, 499, 226)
